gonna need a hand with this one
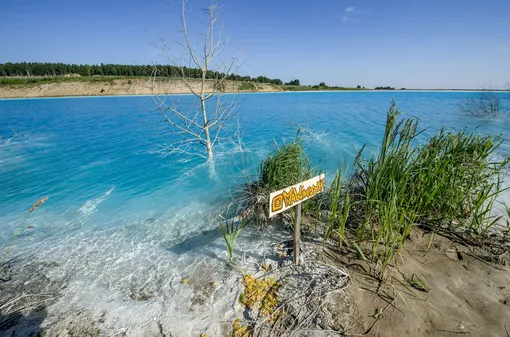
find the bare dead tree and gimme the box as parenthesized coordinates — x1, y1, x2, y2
(461, 87, 509, 117)
(151, 0, 242, 161)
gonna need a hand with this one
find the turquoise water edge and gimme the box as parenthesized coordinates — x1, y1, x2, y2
(1, 91, 509, 334)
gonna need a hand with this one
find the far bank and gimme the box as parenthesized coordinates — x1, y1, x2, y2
(0, 78, 284, 99)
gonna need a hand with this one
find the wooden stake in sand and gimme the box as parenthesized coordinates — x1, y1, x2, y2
(293, 203, 302, 265)
(269, 174, 325, 265)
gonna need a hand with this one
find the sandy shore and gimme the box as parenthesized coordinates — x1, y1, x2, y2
(1, 225, 509, 336)
(0, 78, 283, 99)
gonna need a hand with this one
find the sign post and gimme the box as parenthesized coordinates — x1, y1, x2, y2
(293, 203, 302, 265)
(269, 174, 325, 265)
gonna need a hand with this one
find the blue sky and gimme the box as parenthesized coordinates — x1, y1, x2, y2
(1, 0, 509, 89)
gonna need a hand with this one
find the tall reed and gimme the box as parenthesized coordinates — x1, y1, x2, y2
(325, 169, 352, 247)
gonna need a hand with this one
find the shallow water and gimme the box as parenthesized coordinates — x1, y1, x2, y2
(1, 91, 509, 334)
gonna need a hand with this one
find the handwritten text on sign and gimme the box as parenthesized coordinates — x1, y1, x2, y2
(269, 174, 325, 217)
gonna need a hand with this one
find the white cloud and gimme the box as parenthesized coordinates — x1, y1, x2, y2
(342, 7, 369, 23)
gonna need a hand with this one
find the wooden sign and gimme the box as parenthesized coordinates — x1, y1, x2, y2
(268, 173, 326, 265)
(269, 174, 325, 218)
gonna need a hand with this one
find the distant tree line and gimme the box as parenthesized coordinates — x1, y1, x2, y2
(375, 86, 395, 90)
(285, 79, 300, 86)
(0, 62, 286, 85)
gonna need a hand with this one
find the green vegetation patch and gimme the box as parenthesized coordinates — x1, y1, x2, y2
(238, 132, 319, 225)
(238, 99, 509, 282)
(238, 82, 257, 91)
(325, 100, 509, 279)
(259, 132, 314, 192)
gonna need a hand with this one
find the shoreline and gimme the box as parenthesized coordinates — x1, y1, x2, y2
(2, 219, 509, 336)
(0, 89, 501, 101)
(1, 78, 505, 99)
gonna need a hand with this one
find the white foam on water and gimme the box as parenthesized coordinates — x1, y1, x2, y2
(77, 186, 116, 221)
(301, 126, 329, 145)
(0, 133, 55, 176)
(78, 159, 116, 170)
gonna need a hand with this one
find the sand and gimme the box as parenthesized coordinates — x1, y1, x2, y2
(0, 78, 283, 99)
(320, 228, 510, 337)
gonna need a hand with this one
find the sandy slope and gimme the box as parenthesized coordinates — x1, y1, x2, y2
(0, 79, 283, 98)
(322, 228, 510, 337)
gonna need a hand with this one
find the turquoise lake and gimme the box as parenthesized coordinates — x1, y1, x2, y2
(1, 91, 509, 333)
(1, 91, 510, 248)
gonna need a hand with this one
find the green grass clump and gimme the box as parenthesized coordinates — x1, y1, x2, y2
(326, 100, 509, 279)
(240, 131, 316, 225)
(409, 128, 507, 235)
(259, 132, 313, 192)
